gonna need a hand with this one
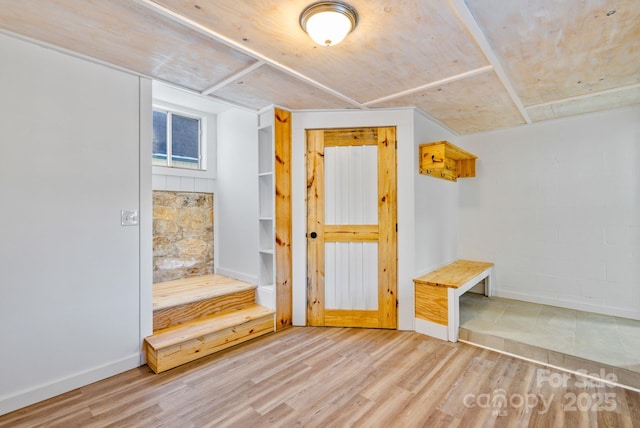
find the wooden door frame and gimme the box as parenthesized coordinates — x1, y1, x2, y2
(306, 126, 397, 329)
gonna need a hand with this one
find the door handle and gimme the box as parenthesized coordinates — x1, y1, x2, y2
(310, 231, 318, 239)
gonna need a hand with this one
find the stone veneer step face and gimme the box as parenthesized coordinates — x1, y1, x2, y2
(153, 191, 213, 283)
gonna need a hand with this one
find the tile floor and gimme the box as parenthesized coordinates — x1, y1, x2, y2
(459, 293, 640, 387)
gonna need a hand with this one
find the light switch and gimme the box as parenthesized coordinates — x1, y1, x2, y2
(121, 209, 139, 226)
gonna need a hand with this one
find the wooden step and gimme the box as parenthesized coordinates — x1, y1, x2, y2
(153, 274, 257, 331)
(144, 304, 275, 373)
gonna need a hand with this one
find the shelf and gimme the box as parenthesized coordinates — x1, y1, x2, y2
(418, 141, 477, 182)
(258, 109, 274, 129)
(258, 172, 273, 177)
(259, 175, 274, 217)
(258, 127, 274, 174)
(258, 251, 274, 288)
(259, 249, 274, 255)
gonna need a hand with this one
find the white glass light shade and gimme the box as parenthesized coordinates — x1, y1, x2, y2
(300, 2, 358, 47)
(305, 11, 351, 46)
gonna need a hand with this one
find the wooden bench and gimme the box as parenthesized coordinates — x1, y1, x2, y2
(413, 260, 494, 342)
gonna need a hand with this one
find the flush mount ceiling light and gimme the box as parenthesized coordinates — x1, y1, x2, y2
(300, 1, 358, 47)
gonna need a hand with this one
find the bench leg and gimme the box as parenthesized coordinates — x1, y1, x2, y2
(484, 268, 493, 297)
(448, 288, 457, 342)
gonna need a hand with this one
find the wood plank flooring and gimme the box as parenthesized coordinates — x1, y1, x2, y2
(1, 327, 638, 427)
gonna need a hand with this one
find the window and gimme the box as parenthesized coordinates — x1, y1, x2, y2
(153, 109, 202, 170)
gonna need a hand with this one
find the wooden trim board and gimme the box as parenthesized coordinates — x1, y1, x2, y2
(274, 107, 293, 331)
(323, 224, 378, 242)
(377, 127, 397, 329)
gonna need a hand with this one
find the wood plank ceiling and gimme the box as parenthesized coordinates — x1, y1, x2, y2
(0, 0, 638, 134)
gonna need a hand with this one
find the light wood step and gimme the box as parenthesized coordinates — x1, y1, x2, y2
(145, 304, 275, 373)
(154, 274, 256, 310)
(153, 274, 257, 331)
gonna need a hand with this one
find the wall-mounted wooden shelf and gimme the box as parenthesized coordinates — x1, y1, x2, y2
(418, 141, 477, 182)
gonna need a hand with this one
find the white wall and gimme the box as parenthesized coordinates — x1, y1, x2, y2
(291, 109, 416, 329)
(0, 34, 148, 414)
(457, 105, 640, 319)
(215, 108, 260, 283)
(413, 111, 461, 277)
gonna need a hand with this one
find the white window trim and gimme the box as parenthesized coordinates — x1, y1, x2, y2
(152, 100, 215, 180)
(153, 107, 204, 170)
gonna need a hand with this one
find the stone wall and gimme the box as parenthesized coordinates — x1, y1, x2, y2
(153, 191, 214, 283)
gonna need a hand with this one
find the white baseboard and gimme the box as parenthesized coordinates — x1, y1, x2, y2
(0, 353, 141, 416)
(494, 289, 640, 320)
(214, 267, 257, 285)
(256, 286, 275, 310)
(415, 318, 448, 341)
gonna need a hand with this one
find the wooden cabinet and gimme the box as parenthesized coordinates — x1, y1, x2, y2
(418, 141, 477, 182)
(257, 107, 292, 330)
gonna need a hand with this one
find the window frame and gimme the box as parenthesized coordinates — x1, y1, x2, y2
(152, 104, 206, 172)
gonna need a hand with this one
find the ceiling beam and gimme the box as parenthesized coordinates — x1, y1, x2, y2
(363, 65, 493, 106)
(201, 60, 265, 96)
(135, 0, 366, 109)
(449, 0, 532, 124)
(525, 82, 640, 109)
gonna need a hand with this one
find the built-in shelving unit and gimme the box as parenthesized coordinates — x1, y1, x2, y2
(257, 107, 292, 330)
(258, 111, 275, 310)
(418, 140, 478, 182)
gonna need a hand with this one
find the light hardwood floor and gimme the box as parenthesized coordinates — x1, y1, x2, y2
(1, 327, 638, 427)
